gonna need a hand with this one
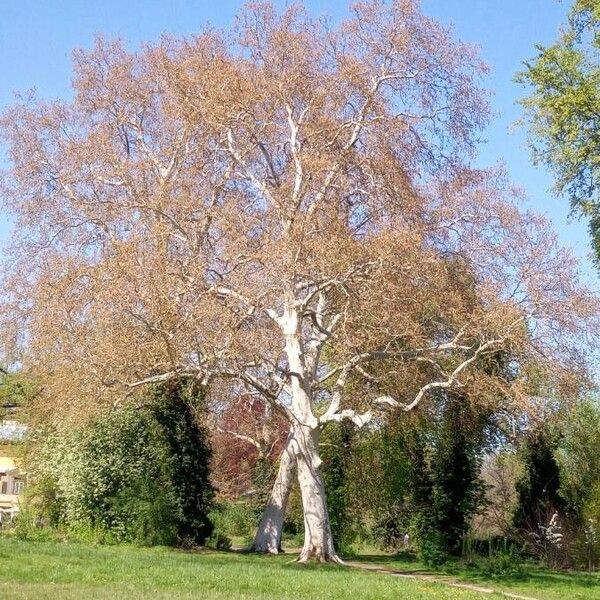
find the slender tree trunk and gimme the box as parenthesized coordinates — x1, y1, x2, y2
(250, 436, 296, 553)
(294, 424, 342, 564)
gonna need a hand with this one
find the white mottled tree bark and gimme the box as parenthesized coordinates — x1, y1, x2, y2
(251, 436, 296, 553)
(294, 424, 341, 563)
(271, 300, 343, 563)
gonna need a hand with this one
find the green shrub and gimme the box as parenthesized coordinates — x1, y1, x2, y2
(23, 380, 214, 547)
(109, 477, 179, 546)
(11, 509, 61, 543)
(409, 512, 448, 567)
(479, 546, 525, 578)
(209, 501, 257, 541)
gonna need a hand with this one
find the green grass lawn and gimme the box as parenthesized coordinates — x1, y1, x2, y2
(371, 552, 600, 600)
(0, 537, 598, 600)
(0, 538, 497, 600)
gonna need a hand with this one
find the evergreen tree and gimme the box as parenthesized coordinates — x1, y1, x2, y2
(408, 393, 488, 564)
(429, 394, 488, 554)
(320, 422, 356, 552)
(151, 380, 215, 545)
(513, 428, 565, 536)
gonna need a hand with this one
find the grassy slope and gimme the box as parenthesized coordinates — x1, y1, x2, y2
(0, 538, 494, 600)
(373, 553, 600, 600)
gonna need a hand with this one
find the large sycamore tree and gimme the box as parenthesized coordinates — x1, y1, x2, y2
(1, 1, 597, 562)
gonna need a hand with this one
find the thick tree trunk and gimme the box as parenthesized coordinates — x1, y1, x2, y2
(250, 437, 296, 553)
(278, 304, 341, 563)
(294, 425, 342, 564)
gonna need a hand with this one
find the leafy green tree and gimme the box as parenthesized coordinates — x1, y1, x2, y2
(149, 381, 214, 545)
(26, 381, 213, 546)
(556, 398, 600, 568)
(513, 427, 565, 540)
(320, 422, 357, 553)
(407, 393, 488, 564)
(556, 398, 600, 516)
(518, 0, 600, 262)
(350, 394, 488, 565)
(363, 420, 416, 550)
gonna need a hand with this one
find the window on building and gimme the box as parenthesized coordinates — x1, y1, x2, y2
(13, 480, 24, 495)
(0, 481, 6, 494)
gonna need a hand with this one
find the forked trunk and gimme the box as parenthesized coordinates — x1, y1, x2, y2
(250, 436, 296, 553)
(279, 305, 341, 563)
(294, 425, 342, 564)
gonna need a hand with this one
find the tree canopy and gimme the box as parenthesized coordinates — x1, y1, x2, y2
(518, 0, 600, 263)
(0, 0, 598, 562)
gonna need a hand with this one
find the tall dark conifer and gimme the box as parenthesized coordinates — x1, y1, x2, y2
(151, 381, 215, 545)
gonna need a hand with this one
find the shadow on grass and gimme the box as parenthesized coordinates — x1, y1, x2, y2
(478, 568, 600, 589)
(350, 551, 420, 566)
(352, 549, 599, 592)
(189, 544, 600, 593)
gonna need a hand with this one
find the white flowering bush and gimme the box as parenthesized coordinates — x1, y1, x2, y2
(22, 382, 214, 546)
(532, 512, 566, 569)
(24, 406, 179, 544)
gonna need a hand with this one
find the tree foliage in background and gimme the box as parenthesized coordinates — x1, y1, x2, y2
(210, 394, 287, 501)
(556, 398, 600, 567)
(556, 399, 600, 517)
(336, 393, 489, 566)
(0, 369, 37, 419)
(149, 381, 214, 545)
(26, 381, 213, 546)
(518, 0, 600, 263)
(319, 422, 357, 553)
(405, 393, 488, 565)
(513, 426, 565, 560)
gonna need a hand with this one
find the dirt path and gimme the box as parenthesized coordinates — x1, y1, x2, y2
(345, 561, 541, 600)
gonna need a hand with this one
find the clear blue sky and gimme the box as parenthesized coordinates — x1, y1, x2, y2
(0, 1, 596, 286)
